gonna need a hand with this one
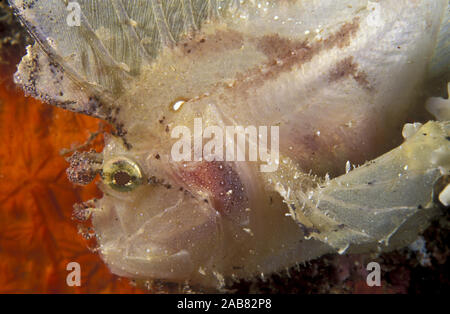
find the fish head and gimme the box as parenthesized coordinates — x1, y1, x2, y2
(93, 122, 313, 289)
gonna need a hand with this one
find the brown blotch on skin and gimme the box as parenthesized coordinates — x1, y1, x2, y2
(329, 56, 358, 81)
(256, 35, 308, 61)
(233, 18, 361, 93)
(301, 134, 321, 152)
(323, 17, 360, 49)
(329, 56, 371, 90)
(353, 71, 370, 90)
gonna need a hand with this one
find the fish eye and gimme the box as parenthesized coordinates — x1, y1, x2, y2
(102, 157, 143, 192)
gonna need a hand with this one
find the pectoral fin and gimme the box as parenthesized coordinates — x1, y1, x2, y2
(265, 121, 449, 254)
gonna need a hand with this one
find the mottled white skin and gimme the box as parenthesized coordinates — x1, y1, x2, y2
(10, 0, 449, 291)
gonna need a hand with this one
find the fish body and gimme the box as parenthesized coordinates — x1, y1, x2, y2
(9, 0, 450, 290)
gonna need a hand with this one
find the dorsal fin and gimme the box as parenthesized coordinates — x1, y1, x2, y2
(9, 0, 236, 116)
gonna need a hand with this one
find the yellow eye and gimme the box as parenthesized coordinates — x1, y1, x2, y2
(102, 157, 143, 192)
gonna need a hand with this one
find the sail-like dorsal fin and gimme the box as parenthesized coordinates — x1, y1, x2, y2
(10, 0, 236, 82)
(182, 0, 198, 32)
(9, 0, 234, 117)
(151, 0, 176, 47)
(111, 0, 152, 61)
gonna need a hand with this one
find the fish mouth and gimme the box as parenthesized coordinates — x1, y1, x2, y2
(93, 181, 224, 282)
